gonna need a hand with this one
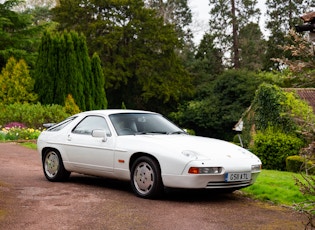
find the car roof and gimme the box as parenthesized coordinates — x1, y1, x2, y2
(78, 109, 158, 116)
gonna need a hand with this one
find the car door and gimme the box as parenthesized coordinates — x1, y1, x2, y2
(64, 115, 115, 174)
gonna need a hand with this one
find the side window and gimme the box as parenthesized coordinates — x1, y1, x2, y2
(72, 116, 111, 136)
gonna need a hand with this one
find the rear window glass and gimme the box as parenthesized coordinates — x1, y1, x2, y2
(47, 116, 77, 131)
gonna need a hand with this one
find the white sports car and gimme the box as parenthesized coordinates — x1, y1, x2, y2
(37, 110, 261, 198)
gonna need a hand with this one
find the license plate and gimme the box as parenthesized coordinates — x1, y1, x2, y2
(225, 172, 251, 182)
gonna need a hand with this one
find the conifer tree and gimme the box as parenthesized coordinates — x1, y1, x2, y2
(0, 57, 37, 104)
(52, 0, 193, 111)
(208, 0, 260, 68)
(34, 30, 96, 110)
(34, 31, 55, 104)
(91, 53, 107, 109)
(264, 0, 309, 70)
(73, 32, 92, 110)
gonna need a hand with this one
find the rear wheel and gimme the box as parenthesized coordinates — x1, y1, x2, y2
(131, 156, 163, 199)
(43, 149, 70, 181)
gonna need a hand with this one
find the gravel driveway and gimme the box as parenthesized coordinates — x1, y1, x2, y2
(0, 142, 307, 230)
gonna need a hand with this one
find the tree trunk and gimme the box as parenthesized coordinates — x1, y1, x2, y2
(231, 0, 240, 68)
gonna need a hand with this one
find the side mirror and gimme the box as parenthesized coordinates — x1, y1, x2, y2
(92, 129, 107, 142)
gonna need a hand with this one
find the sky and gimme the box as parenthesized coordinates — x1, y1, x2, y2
(189, 0, 267, 44)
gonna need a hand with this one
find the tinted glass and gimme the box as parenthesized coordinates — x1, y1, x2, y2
(72, 116, 111, 135)
(109, 113, 183, 136)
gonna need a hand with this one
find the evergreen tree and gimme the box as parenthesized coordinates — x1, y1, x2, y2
(239, 22, 266, 71)
(195, 34, 223, 77)
(264, 0, 308, 70)
(52, 0, 193, 111)
(0, 0, 45, 69)
(34, 30, 95, 110)
(34, 31, 55, 104)
(144, 0, 193, 45)
(55, 33, 68, 105)
(91, 53, 107, 109)
(208, 0, 260, 68)
(0, 57, 37, 104)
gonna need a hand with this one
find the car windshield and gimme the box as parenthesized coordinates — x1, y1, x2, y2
(109, 113, 184, 136)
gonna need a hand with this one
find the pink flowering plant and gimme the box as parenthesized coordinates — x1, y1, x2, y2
(0, 122, 42, 141)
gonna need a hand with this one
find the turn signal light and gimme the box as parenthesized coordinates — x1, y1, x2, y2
(188, 167, 222, 174)
(188, 167, 199, 174)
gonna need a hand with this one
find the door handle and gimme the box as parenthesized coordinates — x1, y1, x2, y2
(67, 134, 71, 141)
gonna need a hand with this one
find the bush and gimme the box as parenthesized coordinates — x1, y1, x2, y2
(286, 155, 315, 174)
(251, 127, 304, 170)
(0, 103, 70, 128)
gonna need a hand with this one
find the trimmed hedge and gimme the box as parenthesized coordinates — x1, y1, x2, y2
(286, 155, 315, 175)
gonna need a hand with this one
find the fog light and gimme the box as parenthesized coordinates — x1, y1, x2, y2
(188, 167, 222, 174)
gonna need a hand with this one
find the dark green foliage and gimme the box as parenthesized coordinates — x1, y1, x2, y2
(264, 0, 307, 70)
(192, 33, 223, 86)
(286, 155, 315, 175)
(52, 0, 193, 110)
(0, 103, 70, 128)
(252, 83, 297, 133)
(34, 31, 57, 104)
(171, 69, 262, 140)
(91, 53, 107, 109)
(208, 0, 260, 68)
(238, 23, 266, 71)
(34, 30, 98, 110)
(145, 0, 193, 45)
(0, 0, 46, 70)
(251, 127, 304, 170)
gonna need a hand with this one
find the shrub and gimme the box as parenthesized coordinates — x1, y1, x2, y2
(0, 103, 70, 128)
(251, 127, 304, 170)
(286, 155, 315, 174)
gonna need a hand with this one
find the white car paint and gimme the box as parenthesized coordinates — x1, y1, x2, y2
(37, 109, 262, 198)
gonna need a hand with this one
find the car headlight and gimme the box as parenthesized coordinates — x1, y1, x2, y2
(251, 164, 261, 172)
(188, 167, 222, 174)
(181, 150, 198, 159)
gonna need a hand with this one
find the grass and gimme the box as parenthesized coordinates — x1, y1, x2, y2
(19, 142, 37, 149)
(241, 170, 315, 206)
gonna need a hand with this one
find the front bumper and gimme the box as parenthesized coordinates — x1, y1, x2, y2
(162, 171, 260, 189)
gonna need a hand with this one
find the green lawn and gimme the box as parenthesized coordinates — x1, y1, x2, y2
(241, 170, 315, 206)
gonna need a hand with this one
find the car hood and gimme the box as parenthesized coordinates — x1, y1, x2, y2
(118, 134, 260, 161)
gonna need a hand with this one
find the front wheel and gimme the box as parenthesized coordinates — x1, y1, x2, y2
(43, 149, 70, 182)
(131, 156, 163, 199)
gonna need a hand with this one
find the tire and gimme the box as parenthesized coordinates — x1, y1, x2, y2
(42, 149, 70, 182)
(131, 156, 164, 199)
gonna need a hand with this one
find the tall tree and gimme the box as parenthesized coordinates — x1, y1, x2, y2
(193, 33, 223, 87)
(208, 0, 260, 68)
(239, 22, 266, 70)
(34, 30, 94, 110)
(91, 53, 107, 109)
(0, 57, 37, 104)
(144, 0, 193, 45)
(264, 0, 309, 70)
(51, 0, 193, 112)
(0, 0, 46, 70)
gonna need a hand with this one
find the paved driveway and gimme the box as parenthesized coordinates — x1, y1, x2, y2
(0, 142, 307, 230)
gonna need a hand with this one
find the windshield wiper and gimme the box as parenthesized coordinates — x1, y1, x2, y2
(136, 131, 168, 135)
(168, 131, 186, 135)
